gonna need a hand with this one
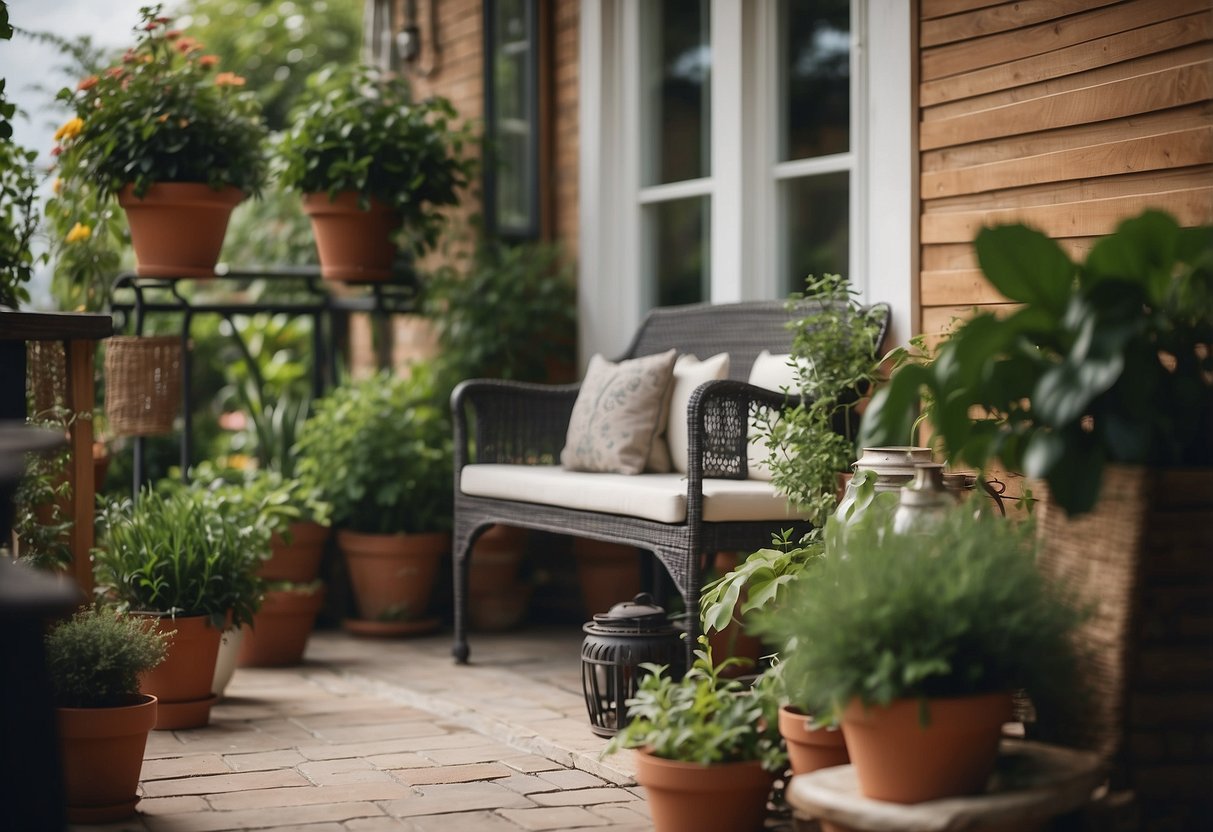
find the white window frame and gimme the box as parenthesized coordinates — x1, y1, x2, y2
(579, 0, 914, 362)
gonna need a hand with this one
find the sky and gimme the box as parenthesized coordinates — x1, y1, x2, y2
(2, 0, 151, 162)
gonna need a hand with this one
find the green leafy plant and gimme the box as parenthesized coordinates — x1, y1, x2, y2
(277, 64, 475, 255)
(699, 528, 823, 636)
(52, 5, 268, 201)
(0, 1, 44, 309)
(94, 486, 267, 627)
(861, 210, 1213, 516)
(183, 460, 331, 531)
(294, 364, 453, 534)
(605, 639, 785, 772)
(44, 605, 168, 708)
(754, 273, 887, 526)
(426, 239, 576, 389)
(755, 496, 1085, 726)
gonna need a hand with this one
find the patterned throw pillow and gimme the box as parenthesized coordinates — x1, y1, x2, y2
(560, 349, 678, 474)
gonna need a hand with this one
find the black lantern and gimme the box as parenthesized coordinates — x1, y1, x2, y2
(581, 593, 683, 738)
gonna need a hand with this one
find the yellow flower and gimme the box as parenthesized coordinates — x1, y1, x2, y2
(52, 178, 63, 195)
(65, 223, 92, 244)
(54, 117, 84, 141)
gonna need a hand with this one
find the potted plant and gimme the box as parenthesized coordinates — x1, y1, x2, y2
(859, 209, 1213, 818)
(53, 4, 267, 278)
(93, 486, 266, 728)
(45, 606, 167, 823)
(751, 273, 889, 526)
(295, 363, 453, 634)
(757, 494, 1085, 804)
(278, 64, 474, 281)
(605, 641, 784, 832)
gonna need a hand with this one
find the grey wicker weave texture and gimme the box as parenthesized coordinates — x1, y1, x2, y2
(450, 299, 890, 669)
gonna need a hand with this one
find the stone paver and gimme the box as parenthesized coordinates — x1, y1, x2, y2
(69, 628, 796, 832)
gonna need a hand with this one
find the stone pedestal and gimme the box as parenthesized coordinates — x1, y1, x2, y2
(787, 740, 1103, 832)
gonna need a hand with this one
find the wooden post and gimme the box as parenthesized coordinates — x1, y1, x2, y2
(65, 338, 97, 597)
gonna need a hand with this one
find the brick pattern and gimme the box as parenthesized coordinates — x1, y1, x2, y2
(95, 634, 667, 832)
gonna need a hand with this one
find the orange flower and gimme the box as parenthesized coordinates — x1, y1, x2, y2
(65, 223, 92, 244)
(157, 113, 170, 123)
(165, 29, 182, 40)
(77, 75, 99, 91)
(214, 72, 246, 87)
(174, 37, 196, 53)
(105, 66, 125, 79)
(178, 118, 189, 128)
(198, 54, 219, 68)
(54, 117, 84, 141)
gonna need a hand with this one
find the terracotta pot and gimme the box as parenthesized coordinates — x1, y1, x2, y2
(338, 529, 448, 621)
(137, 613, 222, 730)
(573, 538, 642, 617)
(470, 525, 527, 594)
(303, 191, 397, 281)
(778, 705, 849, 776)
(58, 694, 157, 823)
(841, 692, 1012, 803)
(210, 626, 244, 698)
(263, 521, 331, 583)
(632, 749, 774, 832)
(118, 183, 243, 278)
(237, 586, 326, 667)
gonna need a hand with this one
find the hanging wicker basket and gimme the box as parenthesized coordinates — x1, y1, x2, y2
(26, 340, 68, 420)
(104, 336, 182, 437)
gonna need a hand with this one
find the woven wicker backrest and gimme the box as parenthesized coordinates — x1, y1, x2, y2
(620, 299, 890, 381)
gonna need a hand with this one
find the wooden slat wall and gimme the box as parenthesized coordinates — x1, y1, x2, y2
(918, 0, 1213, 342)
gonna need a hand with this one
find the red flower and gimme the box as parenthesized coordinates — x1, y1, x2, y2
(51, 145, 62, 156)
(165, 29, 183, 40)
(198, 54, 219, 69)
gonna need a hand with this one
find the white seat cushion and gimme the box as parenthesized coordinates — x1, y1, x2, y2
(460, 464, 804, 524)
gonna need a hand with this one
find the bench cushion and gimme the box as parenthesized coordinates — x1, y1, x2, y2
(461, 464, 804, 524)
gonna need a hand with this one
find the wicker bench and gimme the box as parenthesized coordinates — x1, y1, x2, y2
(450, 299, 890, 667)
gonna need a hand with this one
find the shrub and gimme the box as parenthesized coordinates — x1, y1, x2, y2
(45, 606, 168, 708)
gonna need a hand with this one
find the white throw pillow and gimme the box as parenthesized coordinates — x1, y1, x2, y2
(560, 349, 677, 474)
(746, 351, 803, 480)
(668, 352, 731, 474)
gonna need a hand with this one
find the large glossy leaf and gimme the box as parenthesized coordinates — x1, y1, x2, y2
(1032, 352, 1124, 427)
(858, 364, 931, 448)
(1084, 210, 1178, 302)
(975, 224, 1075, 315)
(1043, 432, 1106, 516)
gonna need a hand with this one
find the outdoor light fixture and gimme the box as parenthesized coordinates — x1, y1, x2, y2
(581, 593, 683, 738)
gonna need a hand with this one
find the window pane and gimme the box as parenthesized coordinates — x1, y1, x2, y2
(647, 196, 710, 308)
(780, 0, 850, 161)
(489, 0, 537, 236)
(783, 172, 848, 294)
(641, 0, 711, 186)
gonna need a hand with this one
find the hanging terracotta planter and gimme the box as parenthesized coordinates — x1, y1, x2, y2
(633, 750, 774, 832)
(137, 613, 222, 730)
(237, 585, 326, 667)
(303, 191, 397, 282)
(338, 529, 447, 629)
(841, 692, 1012, 803)
(118, 183, 243, 279)
(778, 706, 849, 776)
(57, 694, 158, 823)
(263, 521, 331, 584)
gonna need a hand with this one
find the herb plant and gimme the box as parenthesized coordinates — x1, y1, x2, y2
(45, 606, 168, 708)
(606, 640, 785, 772)
(753, 273, 888, 526)
(861, 210, 1213, 515)
(699, 528, 822, 635)
(294, 364, 454, 534)
(756, 497, 1085, 725)
(278, 64, 474, 256)
(94, 486, 266, 627)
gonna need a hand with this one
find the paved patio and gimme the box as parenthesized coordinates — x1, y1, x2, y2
(69, 626, 724, 832)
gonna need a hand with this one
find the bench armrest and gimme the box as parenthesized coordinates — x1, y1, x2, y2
(686, 379, 805, 484)
(451, 378, 581, 473)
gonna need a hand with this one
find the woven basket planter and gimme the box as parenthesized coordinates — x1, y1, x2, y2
(104, 336, 182, 437)
(1033, 465, 1213, 827)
